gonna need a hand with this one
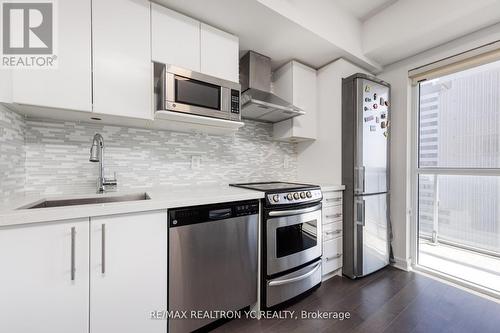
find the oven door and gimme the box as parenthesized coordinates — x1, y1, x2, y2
(266, 203, 322, 276)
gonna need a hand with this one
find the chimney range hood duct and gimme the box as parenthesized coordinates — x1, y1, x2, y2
(239, 51, 305, 123)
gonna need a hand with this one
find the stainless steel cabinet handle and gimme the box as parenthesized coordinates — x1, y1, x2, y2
(71, 227, 76, 281)
(325, 197, 341, 202)
(326, 213, 342, 219)
(326, 253, 342, 261)
(101, 224, 106, 274)
(268, 262, 321, 287)
(268, 203, 322, 217)
(325, 229, 342, 235)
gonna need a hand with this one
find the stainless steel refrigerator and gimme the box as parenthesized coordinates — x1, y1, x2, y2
(342, 73, 390, 279)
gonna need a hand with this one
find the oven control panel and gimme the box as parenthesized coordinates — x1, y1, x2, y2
(267, 189, 322, 205)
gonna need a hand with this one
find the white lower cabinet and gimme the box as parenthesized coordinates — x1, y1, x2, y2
(322, 189, 344, 279)
(0, 218, 90, 333)
(90, 210, 167, 333)
(0, 210, 167, 333)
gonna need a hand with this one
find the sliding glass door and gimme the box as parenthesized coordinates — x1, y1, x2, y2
(415, 60, 500, 294)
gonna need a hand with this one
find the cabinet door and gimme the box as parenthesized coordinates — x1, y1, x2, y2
(151, 3, 200, 71)
(11, 0, 92, 111)
(90, 210, 167, 333)
(0, 219, 90, 333)
(92, 0, 152, 119)
(0, 69, 12, 103)
(273, 61, 317, 141)
(200, 23, 239, 82)
(292, 62, 317, 139)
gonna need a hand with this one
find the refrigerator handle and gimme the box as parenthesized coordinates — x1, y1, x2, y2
(355, 166, 366, 193)
(362, 166, 365, 193)
(362, 199, 366, 226)
(356, 199, 366, 226)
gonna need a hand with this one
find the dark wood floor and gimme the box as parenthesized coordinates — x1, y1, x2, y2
(214, 267, 500, 333)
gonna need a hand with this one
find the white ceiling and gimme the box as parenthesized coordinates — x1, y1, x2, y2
(154, 0, 500, 72)
(333, 0, 398, 21)
(156, 0, 380, 71)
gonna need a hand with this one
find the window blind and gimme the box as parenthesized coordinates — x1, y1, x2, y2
(409, 40, 500, 84)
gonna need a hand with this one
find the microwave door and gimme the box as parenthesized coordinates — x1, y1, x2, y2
(164, 73, 232, 121)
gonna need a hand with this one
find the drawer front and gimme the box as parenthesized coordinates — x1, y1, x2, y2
(322, 191, 342, 207)
(323, 221, 342, 242)
(323, 238, 343, 274)
(322, 205, 342, 224)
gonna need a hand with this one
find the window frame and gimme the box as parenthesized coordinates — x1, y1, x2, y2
(410, 70, 500, 300)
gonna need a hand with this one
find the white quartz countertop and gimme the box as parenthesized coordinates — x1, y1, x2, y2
(319, 184, 345, 192)
(0, 185, 265, 227)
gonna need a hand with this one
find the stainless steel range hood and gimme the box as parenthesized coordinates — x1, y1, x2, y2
(240, 51, 305, 123)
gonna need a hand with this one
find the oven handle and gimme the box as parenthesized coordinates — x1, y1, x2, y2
(268, 261, 321, 287)
(268, 204, 322, 217)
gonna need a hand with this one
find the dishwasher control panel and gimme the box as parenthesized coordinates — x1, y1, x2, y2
(169, 200, 259, 227)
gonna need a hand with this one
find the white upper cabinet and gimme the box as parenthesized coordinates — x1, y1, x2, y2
(92, 0, 152, 119)
(89, 210, 167, 333)
(151, 4, 200, 71)
(0, 69, 12, 103)
(273, 61, 317, 141)
(200, 23, 239, 82)
(11, 0, 92, 112)
(0, 219, 90, 333)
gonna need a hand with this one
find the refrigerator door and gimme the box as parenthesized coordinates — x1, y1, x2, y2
(355, 78, 390, 195)
(354, 193, 389, 277)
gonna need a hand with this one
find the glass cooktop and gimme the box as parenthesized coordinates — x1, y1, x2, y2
(230, 182, 318, 192)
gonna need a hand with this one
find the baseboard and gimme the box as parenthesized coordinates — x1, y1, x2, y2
(391, 256, 412, 271)
(322, 268, 342, 282)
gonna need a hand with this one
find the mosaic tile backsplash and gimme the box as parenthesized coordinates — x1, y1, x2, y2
(0, 105, 25, 200)
(0, 105, 298, 199)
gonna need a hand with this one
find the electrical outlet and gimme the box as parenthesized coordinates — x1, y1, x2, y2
(191, 155, 201, 170)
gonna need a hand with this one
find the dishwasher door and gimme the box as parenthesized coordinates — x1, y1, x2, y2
(168, 201, 258, 333)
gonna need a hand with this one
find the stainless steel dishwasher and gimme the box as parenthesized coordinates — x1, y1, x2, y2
(168, 200, 259, 333)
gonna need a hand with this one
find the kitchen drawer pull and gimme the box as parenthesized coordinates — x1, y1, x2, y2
(101, 224, 106, 274)
(70, 227, 76, 281)
(326, 213, 342, 219)
(326, 253, 342, 261)
(325, 229, 342, 235)
(325, 197, 342, 202)
(268, 262, 321, 287)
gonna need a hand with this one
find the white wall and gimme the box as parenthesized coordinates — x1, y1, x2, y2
(297, 58, 369, 184)
(377, 22, 500, 270)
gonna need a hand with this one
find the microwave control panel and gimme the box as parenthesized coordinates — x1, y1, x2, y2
(231, 89, 240, 114)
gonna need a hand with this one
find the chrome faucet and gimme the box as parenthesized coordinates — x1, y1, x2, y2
(89, 133, 117, 193)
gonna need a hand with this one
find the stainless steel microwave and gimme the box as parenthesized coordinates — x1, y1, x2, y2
(156, 64, 241, 122)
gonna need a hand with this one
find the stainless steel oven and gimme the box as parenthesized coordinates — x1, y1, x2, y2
(156, 64, 241, 121)
(266, 203, 322, 275)
(265, 203, 322, 308)
(229, 182, 323, 309)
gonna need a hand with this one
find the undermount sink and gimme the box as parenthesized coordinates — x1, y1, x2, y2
(20, 193, 151, 209)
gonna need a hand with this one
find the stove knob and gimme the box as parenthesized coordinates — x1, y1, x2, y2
(306, 191, 312, 198)
(272, 194, 280, 203)
(293, 192, 300, 200)
(300, 192, 306, 199)
(286, 193, 293, 200)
